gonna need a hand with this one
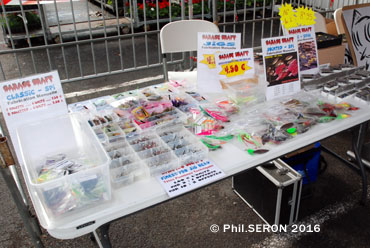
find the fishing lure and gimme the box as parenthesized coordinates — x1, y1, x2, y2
(247, 149, 269, 155)
(201, 139, 221, 150)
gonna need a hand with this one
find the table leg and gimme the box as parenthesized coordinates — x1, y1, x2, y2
(99, 223, 112, 248)
(92, 230, 104, 248)
(321, 121, 368, 205)
(92, 224, 112, 248)
(352, 122, 368, 205)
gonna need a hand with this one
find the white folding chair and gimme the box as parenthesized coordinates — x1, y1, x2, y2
(334, 8, 345, 35)
(314, 12, 328, 33)
(160, 20, 219, 82)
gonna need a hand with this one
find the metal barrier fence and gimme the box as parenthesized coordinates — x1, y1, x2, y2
(0, 0, 368, 84)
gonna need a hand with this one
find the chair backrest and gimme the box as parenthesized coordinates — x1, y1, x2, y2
(334, 8, 345, 35)
(314, 12, 328, 33)
(160, 20, 220, 54)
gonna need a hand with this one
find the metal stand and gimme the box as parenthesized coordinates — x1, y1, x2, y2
(91, 223, 112, 248)
(321, 121, 369, 205)
(352, 122, 368, 205)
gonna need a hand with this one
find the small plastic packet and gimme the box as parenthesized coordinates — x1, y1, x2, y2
(43, 184, 77, 215)
(68, 100, 95, 113)
(215, 98, 239, 114)
(72, 175, 108, 206)
(143, 100, 173, 115)
(141, 87, 163, 101)
(110, 96, 146, 111)
(199, 104, 230, 123)
(186, 91, 208, 103)
(37, 154, 85, 183)
(131, 106, 150, 121)
(186, 107, 224, 136)
(168, 93, 198, 113)
(168, 79, 196, 92)
(92, 96, 115, 111)
(200, 134, 234, 150)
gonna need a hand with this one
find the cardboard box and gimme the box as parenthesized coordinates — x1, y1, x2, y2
(318, 43, 346, 66)
(325, 18, 338, 36)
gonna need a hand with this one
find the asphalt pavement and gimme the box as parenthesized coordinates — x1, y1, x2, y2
(1, 2, 370, 248)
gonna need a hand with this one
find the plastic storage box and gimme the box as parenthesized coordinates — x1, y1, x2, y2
(221, 77, 261, 105)
(17, 114, 111, 222)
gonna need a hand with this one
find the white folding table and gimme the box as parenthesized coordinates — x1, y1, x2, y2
(22, 95, 370, 248)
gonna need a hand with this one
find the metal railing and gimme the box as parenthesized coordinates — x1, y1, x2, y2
(0, 0, 368, 85)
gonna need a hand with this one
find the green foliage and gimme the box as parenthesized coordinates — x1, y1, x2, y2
(1, 11, 41, 34)
(129, 0, 270, 20)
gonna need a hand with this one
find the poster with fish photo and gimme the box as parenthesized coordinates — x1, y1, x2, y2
(288, 25, 319, 75)
(262, 35, 301, 100)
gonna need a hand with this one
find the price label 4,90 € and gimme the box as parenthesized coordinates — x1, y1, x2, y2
(219, 61, 252, 78)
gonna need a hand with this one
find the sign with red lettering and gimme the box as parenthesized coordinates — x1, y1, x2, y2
(0, 70, 67, 164)
(287, 25, 319, 75)
(197, 32, 241, 93)
(261, 35, 301, 100)
(215, 48, 254, 80)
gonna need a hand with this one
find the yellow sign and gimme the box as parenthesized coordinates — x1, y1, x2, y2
(200, 54, 216, 69)
(279, 3, 316, 31)
(219, 61, 252, 78)
(295, 6, 316, 26)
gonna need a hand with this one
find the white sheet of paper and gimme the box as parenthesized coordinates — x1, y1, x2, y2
(288, 25, 319, 75)
(0, 70, 68, 164)
(261, 35, 301, 100)
(157, 159, 225, 197)
(342, 7, 370, 70)
(197, 32, 241, 93)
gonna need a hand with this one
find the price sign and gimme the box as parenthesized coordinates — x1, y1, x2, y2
(0, 70, 67, 165)
(197, 32, 241, 93)
(215, 48, 254, 81)
(219, 61, 252, 78)
(279, 3, 316, 31)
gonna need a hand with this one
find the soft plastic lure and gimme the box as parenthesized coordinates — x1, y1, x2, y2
(201, 139, 221, 150)
(337, 114, 350, 119)
(206, 135, 234, 141)
(199, 105, 229, 122)
(247, 149, 269, 155)
(238, 132, 261, 148)
(205, 108, 229, 122)
(197, 130, 214, 136)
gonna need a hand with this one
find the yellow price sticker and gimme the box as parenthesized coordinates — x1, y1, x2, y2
(279, 3, 316, 31)
(200, 54, 216, 69)
(295, 6, 316, 26)
(219, 61, 252, 78)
